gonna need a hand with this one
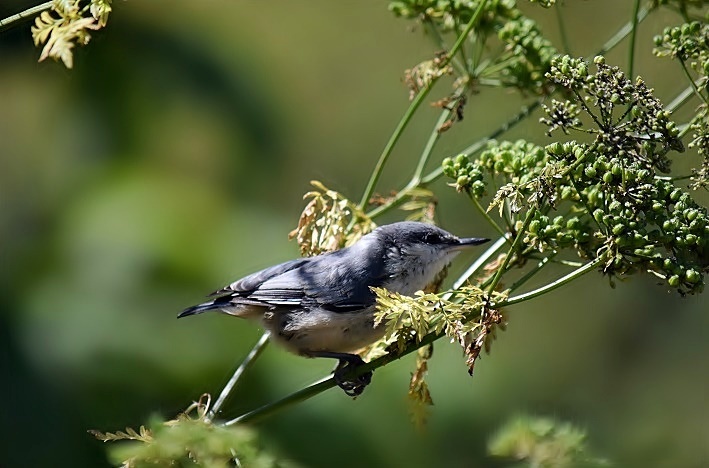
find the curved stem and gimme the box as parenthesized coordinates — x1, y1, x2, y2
(224, 330, 442, 426)
(224, 376, 335, 426)
(207, 332, 270, 422)
(495, 257, 602, 308)
(667, 84, 697, 113)
(555, 2, 571, 55)
(597, 5, 650, 57)
(486, 209, 536, 295)
(508, 252, 556, 294)
(470, 194, 508, 241)
(628, 0, 642, 80)
(0, 1, 53, 31)
(357, 0, 490, 210)
(678, 60, 709, 107)
(451, 236, 509, 291)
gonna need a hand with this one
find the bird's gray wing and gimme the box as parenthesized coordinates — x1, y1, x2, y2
(247, 253, 386, 311)
(208, 258, 311, 296)
(180, 251, 385, 318)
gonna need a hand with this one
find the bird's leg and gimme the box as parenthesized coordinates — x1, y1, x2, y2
(304, 351, 373, 397)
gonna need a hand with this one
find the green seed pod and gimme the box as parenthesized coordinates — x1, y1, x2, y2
(584, 167, 597, 178)
(593, 209, 604, 224)
(603, 172, 614, 183)
(686, 269, 701, 284)
(668, 275, 680, 287)
(612, 224, 625, 235)
(529, 219, 541, 234)
(455, 154, 468, 165)
(561, 186, 574, 200)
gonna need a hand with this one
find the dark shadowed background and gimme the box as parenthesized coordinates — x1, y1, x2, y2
(1, 1, 707, 466)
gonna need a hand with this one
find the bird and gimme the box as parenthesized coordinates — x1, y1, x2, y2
(179, 221, 489, 395)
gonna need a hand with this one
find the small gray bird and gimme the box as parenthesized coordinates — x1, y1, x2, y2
(179, 221, 488, 395)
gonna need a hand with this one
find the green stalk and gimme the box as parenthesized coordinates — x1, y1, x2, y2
(451, 235, 509, 291)
(508, 253, 556, 294)
(357, 0, 490, 210)
(555, 2, 571, 55)
(678, 60, 709, 107)
(495, 257, 602, 308)
(366, 105, 455, 220)
(486, 209, 536, 295)
(628, 0, 642, 80)
(0, 1, 53, 30)
(224, 330, 442, 426)
(597, 5, 650, 56)
(471, 194, 508, 241)
(206, 332, 270, 422)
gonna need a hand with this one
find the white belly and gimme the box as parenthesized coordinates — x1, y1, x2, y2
(261, 307, 385, 355)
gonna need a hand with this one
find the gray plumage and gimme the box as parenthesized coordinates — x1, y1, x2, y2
(179, 222, 488, 357)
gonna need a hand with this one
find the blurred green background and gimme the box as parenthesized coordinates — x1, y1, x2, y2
(1, 1, 707, 466)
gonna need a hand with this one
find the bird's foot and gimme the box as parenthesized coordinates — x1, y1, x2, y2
(303, 351, 373, 397)
(333, 356, 372, 397)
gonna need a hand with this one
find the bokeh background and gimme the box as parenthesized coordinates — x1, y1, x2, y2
(1, 1, 707, 466)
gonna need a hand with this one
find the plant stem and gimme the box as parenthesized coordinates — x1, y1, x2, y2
(678, 60, 709, 107)
(0, 1, 53, 31)
(508, 253, 555, 293)
(366, 103, 456, 220)
(486, 209, 536, 295)
(224, 329, 442, 426)
(224, 376, 335, 426)
(421, 100, 544, 187)
(555, 2, 571, 55)
(667, 84, 696, 112)
(357, 0, 490, 210)
(597, 5, 650, 56)
(451, 236, 509, 291)
(495, 257, 602, 308)
(206, 332, 270, 422)
(628, 0, 642, 80)
(471, 194, 508, 241)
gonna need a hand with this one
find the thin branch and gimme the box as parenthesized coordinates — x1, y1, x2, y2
(206, 332, 270, 422)
(628, 0, 642, 80)
(494, 257, 603, 308)
(678, 60, 709, 107)
(357, 0, 491, 210)
(451, 236, 509, 291)
(555, 2, 571, 55)
(486, 209, 536, 295)
(0, 1, 53, 31)
(508, 253, 556, 294)
(597, 5, 651, 56)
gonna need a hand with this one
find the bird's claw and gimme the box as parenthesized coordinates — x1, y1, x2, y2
(333, 356, 373, 397)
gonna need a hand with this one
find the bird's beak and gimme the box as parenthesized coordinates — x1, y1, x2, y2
(451, 237, 490, 250)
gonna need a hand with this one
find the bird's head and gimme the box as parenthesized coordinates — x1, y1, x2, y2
(371, 221, 489, 267)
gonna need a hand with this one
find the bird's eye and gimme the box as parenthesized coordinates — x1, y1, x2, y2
(424, 232, 443, 244)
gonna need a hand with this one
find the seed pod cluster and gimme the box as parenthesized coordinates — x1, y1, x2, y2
(443, 55, 709, 294)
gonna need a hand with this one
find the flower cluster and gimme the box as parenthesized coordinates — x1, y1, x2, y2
(654, 21, 709, 90)
(389, 0, 557, 95)
(653, 21, 709, 189)
(444, 56, 709, 294)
